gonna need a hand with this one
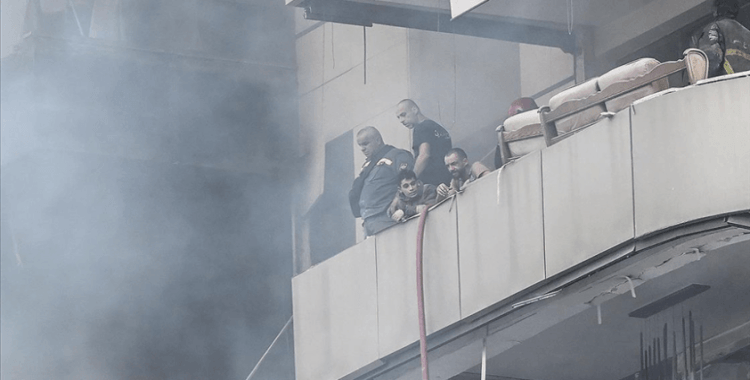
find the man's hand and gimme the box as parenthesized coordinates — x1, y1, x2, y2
(415, 205, 427, 213)
(391, 209, 405, 222)
(436, 183, 452, 198)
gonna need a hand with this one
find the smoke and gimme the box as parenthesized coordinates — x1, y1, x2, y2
(1, 1, 297, 379)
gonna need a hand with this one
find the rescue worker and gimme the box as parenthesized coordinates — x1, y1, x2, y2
(691, 0, 750, 77)
(494, 97, 539, 169)
(395, 99, 453, 187)
(349, 126, 414, 237)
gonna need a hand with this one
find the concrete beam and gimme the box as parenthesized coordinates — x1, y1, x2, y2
(298, 0, 576, 52)
(594, 0, 711, 62)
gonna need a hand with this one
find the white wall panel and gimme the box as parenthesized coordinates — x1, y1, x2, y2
(458, 152, 545, 318)
(519, 43, 574, 105)
(322, 43, 409, 142)
(292, 238, 379, 380)
(296, 26, 325, 95)
(632, 76, 750, 236)
(366, 25, 409, 60)
(375, 200, 461, 357)
(542, 111, 635, 276)
(323, 23, 366, 83)
(407, 30, 522, 163)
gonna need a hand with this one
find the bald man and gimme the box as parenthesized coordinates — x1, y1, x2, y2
(349, 126, 415, 237)
(396, 99, 453, 187)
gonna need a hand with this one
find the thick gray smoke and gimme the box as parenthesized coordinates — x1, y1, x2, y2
(1, 0, 297, 379)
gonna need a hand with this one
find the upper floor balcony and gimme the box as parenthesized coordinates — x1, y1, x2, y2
(291, 72, 750, 380)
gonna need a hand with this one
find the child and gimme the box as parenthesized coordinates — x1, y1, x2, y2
(387, 169, 438, 222)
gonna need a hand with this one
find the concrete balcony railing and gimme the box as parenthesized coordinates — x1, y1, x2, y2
(291, 73, 750, 380)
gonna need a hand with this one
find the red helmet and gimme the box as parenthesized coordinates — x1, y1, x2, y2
(507, 97, 539, 116)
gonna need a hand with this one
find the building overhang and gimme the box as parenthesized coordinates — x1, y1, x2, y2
(295, 0, 576, 52)
(287, 0, 729, 63)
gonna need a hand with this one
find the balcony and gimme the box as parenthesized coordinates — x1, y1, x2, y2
(291, 73, 750, 380)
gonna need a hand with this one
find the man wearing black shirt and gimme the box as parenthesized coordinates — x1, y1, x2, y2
(395, 99, 453, 186)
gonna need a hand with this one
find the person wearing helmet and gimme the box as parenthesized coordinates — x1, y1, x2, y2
(494, 97, 539, 169)
(691, 0, 750, 77)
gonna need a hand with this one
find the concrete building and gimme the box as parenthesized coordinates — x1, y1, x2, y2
(290, 13, 576, 268)
(287, 0, 750, 379)
(288, 0, 747, 268)
(3, 0, 748, 378)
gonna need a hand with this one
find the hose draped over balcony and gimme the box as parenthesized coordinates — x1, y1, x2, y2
(416, 206, 430, 380)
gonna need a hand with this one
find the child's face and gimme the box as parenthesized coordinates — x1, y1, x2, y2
(399, 178, 420, 199)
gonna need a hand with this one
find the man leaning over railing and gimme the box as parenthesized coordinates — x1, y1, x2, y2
(386, 169, 438, 223)
(437, 148, 491, 201)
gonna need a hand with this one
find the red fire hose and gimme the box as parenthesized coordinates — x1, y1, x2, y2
(416, 206, 430, 380)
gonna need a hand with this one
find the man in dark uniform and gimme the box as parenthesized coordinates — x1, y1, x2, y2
(691, 0, 750, 77)
(349, 126, 414, 237)
(395, 99, 453, 187)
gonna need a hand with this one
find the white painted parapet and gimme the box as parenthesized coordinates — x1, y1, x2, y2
(292, 74, 750, 380)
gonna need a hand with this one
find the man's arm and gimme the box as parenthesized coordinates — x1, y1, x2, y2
(421, 185, 438, 205)
(414, 142, 431, 178)
(387, 193, 400, 218)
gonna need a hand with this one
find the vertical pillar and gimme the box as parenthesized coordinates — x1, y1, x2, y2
(574, 28, 594, 84)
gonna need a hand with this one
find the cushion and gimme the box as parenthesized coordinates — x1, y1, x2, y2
(503, 109, 540, 133)
(597, 58, 669, 113)
(548, 78, 604, 134)
(498, 109, 545, 158)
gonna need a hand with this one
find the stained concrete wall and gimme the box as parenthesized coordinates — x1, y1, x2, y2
(293, 21, 412, 250)
(406, 30, 521, 167)
(519, 43, 575, 105)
